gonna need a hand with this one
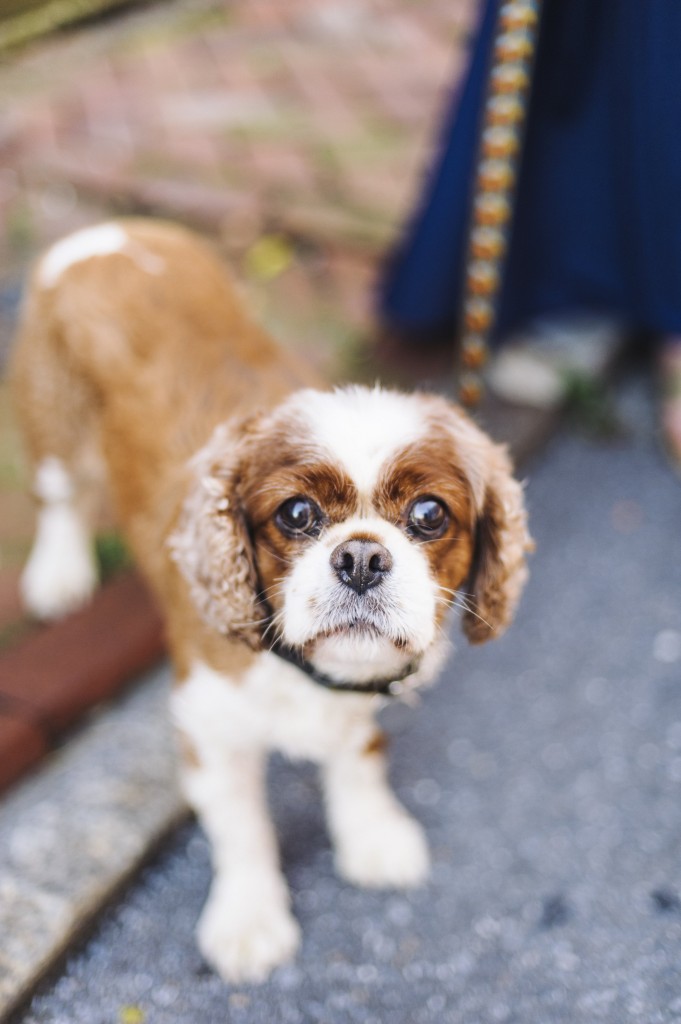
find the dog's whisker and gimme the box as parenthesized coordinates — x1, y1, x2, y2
(452, 595, 493, 632)
(262, 620, 282, 642)
(438, 584, 470, 597)
(231, 614, 272, 629)
(257, 542, 291, 567)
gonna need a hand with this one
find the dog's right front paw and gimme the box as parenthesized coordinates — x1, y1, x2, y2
(197, 884, 301, 984)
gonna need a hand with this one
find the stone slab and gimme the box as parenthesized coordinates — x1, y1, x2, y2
(0, 665, 186, 1022)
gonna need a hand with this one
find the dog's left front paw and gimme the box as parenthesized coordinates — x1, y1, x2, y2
(334, 808, 430, 889)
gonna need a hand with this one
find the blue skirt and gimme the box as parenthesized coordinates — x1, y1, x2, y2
(380, 0, 681, 343)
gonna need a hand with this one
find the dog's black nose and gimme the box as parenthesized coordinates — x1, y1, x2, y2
(330, 539, 393, 595)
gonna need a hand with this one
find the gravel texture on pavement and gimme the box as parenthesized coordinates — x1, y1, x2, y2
(19, 377, 681, 1024)
(0, 667, 182, 1021)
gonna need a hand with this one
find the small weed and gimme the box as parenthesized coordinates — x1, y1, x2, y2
(95, 531, 131, 582)
(564, 372, 623, 439)
(0, 615, 35, 652)
(5, 197, 35, 254)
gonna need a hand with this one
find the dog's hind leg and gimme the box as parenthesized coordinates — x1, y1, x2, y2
(11, 292, 102, 620)
(19, 454, 100, 620)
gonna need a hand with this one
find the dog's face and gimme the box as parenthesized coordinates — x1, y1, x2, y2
(171, 387, 531, 689)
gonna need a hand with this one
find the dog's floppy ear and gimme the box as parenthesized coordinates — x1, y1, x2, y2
(418, 395, 533, 644)
(462, 441, 532, 644)
(169, 418, 262, 647)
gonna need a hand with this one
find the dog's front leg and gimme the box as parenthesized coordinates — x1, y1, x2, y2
(178, 740, 300, 984)
(322, 731, 430, 889)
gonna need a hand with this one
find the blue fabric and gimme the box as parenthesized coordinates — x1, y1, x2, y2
(380, 0, 681, 343)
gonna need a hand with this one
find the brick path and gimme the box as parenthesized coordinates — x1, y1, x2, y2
(0, 571, 164, 793)
(1, 0, 474, 308)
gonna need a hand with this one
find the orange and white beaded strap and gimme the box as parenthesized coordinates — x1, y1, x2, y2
(457, 0, 542, 408)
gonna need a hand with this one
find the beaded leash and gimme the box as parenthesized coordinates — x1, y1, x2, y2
(457, 0, 543, 408)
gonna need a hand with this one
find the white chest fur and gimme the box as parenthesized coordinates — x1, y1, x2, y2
(172, 653, 380, 763)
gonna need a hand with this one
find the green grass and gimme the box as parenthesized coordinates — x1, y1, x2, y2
(564, 373, 623, 439)
(94, 531, 132, 581)
(0, 615, 36, 652)
(0, 0, 134, 51)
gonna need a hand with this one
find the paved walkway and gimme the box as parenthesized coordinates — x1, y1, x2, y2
(15, 375, 681, 1024)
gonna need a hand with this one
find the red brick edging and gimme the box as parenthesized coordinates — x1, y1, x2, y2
(0, 571, 166, 793)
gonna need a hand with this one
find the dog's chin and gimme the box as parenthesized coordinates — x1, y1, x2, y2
(303, 629, 420, 687)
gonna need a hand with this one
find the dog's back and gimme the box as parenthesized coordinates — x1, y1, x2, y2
(11, 218, 313, 620)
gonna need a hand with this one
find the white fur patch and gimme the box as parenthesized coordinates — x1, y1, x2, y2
(172, 656, 377, 764)
(21, 461, 97, 620)
(284, 386, 427, 497)
(33, 456, 73, 502)
(39, 223, 164, 287)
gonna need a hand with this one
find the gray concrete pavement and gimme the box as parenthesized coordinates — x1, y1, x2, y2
(18, 375, 681, 1024)
(0, 667, 184, 1020)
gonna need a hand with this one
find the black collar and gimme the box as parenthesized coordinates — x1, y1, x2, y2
(269, 639, 418, 697)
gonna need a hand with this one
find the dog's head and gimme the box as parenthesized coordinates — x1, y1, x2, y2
(170, 387, 532, 690)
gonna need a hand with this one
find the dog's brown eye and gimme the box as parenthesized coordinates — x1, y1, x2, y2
(276, 496, 322, 537)
(408, 497, 448, 538)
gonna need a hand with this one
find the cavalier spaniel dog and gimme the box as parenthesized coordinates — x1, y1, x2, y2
(12, 219, 531, 983)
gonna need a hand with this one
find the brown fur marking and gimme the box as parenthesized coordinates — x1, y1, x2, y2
(363, 731, 388, 756)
